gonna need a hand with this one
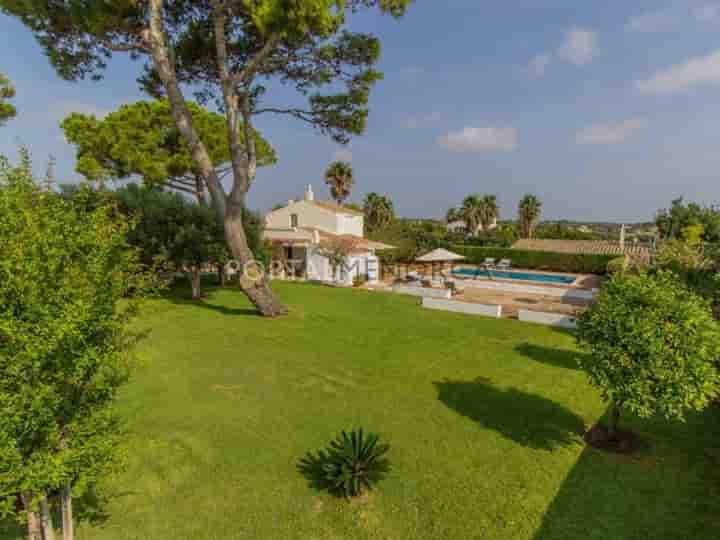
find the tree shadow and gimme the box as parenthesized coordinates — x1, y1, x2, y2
(514, 343, 588, 371)
(434, 378, 585, 451)
(533, 405, 720, 539)
(162, 286, 260, 317)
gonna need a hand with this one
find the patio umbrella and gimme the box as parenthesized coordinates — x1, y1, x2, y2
(415, 248, 465, 263)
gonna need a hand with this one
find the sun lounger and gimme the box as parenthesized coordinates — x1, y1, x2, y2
(496, 259, 512, 270)
(483, 258, 496, 267)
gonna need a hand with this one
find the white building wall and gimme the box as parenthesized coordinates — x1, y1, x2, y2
(265, 200, 339, 233)
(337, 215, 364, 237)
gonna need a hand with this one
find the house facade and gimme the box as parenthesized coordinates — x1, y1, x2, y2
(263, 185, 393, 285)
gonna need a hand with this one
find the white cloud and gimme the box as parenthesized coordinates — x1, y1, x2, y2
(695, 4, 720, 22)
(438, 127, 517, 153)
(626, 11, 676, 32)
(403, 111, 441, 129)
(576, 118, 645, 145)
(333, 149, 352, 162)
(557, 27, 598, 66)
(635, 49, 720, 94)
(528, 53, 552, 77)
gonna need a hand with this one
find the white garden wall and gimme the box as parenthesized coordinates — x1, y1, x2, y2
(422, 297, 502, 318)
(518, 309, 578, 329)
(392, 285, 452, 299)
(458, 279, 595, 301)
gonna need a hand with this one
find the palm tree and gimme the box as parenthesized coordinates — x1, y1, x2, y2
(460, 195, 483, 235)
(518, 194, 542, 239)
(445, 207, 462, 223)
(479, 194, 499, 231)
(363, 192, 395, 232)
(324, 161, 354, 205)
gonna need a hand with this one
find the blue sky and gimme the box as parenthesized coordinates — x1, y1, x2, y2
(2, 1, 720, 222)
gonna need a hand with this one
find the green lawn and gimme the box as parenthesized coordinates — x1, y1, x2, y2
(7, 282, 720, 539)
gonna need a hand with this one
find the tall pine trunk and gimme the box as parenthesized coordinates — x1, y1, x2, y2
(38, 495, 55, 540)
(60, 483, 73, 540)
(190, 267, 202, 299)
(21, 492, 42, 540)
(225, 200, 287, 316)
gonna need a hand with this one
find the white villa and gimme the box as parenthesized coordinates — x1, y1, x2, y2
(263, 185, 393, 285)
(446, 218, 497, 235)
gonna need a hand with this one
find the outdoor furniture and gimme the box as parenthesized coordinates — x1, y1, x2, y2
(497, 259, 512, 270)
(484, 258, 496, 267)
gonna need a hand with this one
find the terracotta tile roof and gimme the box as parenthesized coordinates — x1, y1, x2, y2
(512, 239, 652, 262)
(310, 200, 364, 216)
(301, 227, 395, 251)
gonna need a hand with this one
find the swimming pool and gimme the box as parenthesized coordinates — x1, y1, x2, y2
(452, 267, 577, 285)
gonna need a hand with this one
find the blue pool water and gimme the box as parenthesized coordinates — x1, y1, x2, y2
(452, 267, 576, 285)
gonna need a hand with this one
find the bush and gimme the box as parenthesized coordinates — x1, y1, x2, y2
(452, 246, 615, 274)
(298, 429, 390, 498)
(353, 274, 369, 287)
(606, 256, 628, 275)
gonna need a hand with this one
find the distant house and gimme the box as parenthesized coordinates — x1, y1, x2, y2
(446, 218, 497, 235)
(263, 185, 393, 284)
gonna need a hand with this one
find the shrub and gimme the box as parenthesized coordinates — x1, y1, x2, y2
(606, 256, 628, 275)
(452, 245, 615, 274)
(298, 429, 390, 498)
(577, 271, 720, 440)
(353, 274, 369, 287)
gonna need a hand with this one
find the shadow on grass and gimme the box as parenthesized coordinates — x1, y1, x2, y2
(434, 377, 585, 450)
(514, 343, 588, 371)
(162, 283, 260, 317)
(533, 405, 720, 540)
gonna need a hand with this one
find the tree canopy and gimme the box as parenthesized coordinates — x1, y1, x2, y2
(62, 100, 276, 202)
(0, 73, 16, 126)
(518, 194, 541, 239)
(324, 160, 354, 205)
(0, 154, 150, 539)
(656, 197, 720, 244)
(576, 271, 720, 439)
(363, 192, 394, 232)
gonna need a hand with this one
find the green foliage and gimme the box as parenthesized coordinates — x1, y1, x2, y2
(323, 160, 354, 205)
(0, 155, 150, 522)
(656, 197, 720, 243)
(453, 245, 615, 274)
(576, 272, 720, 426)
(458, 194, 499, 233)
(518, 194, 542, 239)
(606, 256, 628, 275)
(0, 73, 16, 126)
(535, 222, 599, 240)
(298, 429, 390, 498)
(372, 219, 448, 263)
(353, 273, 369, 287)
(61, 100, 276, 195)
(363, 192, 394, 232)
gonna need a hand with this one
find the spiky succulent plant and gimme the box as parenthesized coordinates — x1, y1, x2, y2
(299, 428, 390, 498)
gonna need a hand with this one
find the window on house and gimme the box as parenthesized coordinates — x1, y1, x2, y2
(290, 213, 298, 228)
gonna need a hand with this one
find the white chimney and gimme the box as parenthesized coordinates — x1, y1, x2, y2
(619, 224, 626, 250)
(312, 230, 320, 244)
(304, 184, 314, 202)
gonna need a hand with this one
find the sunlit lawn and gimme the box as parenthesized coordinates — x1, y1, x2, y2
(5, 281, 719, 539)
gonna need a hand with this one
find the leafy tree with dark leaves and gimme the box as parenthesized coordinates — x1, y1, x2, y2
(0, 0, 413, 316)
(62, 100, 276, 203)
(363, 192, 394, 232)
(577, 271, 720, 441)
(0, 73, 16, 126)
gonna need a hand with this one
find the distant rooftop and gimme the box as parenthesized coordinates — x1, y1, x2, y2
(512, 239, 652, 262)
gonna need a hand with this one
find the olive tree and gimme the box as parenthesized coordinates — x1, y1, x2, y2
(576, 271, 720, 440)
(0, 154, 150, 540)
(1, 0, 413, 316)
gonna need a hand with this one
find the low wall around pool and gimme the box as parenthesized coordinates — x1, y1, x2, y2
(422, 297, 502, 318)
(518, 309, 578, 329)
(456, 279, 595, 301)
(392, 285, 452, 299)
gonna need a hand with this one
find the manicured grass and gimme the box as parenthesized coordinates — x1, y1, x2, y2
(7, 282, 719, 538)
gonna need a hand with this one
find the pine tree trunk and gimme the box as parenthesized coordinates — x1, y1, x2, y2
(21, 492, 42, 540)
(225, 200, 287, 317)
(190, 267, 202, 299)
(607, 401, 621, 440)
(38, 495, 55, 540)
(60, 484, 73, 540)
(218, 264, 226, 287)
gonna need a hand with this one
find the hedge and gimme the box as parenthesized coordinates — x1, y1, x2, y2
(452, 246, 615, 274)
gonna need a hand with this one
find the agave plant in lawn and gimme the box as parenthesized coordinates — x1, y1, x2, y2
(298, 428, 390, 498)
